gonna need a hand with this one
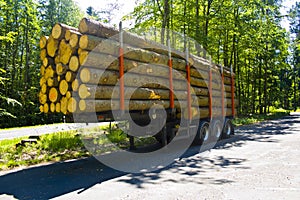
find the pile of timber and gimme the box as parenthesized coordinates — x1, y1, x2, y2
(39, 17, 237, 119)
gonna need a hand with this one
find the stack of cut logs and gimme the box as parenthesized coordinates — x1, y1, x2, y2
(39, 17, 236, 119)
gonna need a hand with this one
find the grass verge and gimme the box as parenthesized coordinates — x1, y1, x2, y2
(233, 108, 290, 126)
(0, 123, 156, 171)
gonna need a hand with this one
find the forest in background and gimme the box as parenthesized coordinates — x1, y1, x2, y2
(0, 0, 299, 128)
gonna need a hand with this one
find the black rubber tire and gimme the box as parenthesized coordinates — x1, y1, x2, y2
(210, 120, 222, 142)
(195, 121, 210, 145)
(222, 119, 234, 139)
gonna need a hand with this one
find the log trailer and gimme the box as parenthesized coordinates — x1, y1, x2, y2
(39, 18, 236, 149)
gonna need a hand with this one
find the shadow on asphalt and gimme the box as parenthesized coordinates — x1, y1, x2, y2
(0, 113, 299, 199)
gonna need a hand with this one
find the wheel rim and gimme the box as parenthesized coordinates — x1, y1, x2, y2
(203, 125, 209, 141)
(226, 124, 231, 136)
(215, 122, 221, 138)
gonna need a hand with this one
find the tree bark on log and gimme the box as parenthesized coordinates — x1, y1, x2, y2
(78, 18, 233, 77)
(47, 36, 59, 57)
(79, 67, 231, 91)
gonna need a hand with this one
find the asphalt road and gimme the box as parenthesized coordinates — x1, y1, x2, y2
(0, 123, 109, 141)
(0, 113, 300, 199)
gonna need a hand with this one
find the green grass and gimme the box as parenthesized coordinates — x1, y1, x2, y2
(0, 123, 156, 171)
(233, 108, 290, 126)
(0, 131, 89, 170)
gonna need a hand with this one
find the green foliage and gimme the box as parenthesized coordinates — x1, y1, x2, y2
(0, 0, 83, 128)
(127, 0, 294, 115)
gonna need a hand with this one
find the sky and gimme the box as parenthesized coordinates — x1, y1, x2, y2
(74, 0, 297, 30)
(74, 0, 137, 27)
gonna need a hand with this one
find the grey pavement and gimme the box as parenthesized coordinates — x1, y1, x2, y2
(0, 123, 110, 141)
(0, 113, 300, 199)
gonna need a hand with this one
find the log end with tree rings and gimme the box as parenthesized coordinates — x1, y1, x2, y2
(52, 23, 63, 40)
(39, 94, 47, 105)
(65, 29, 72, 41)
(41, 83, 47, 94)
(60, 96, 68, 115)
(66, 91, 72, 99)
(70, 33, 79, 48)
(79, 35, 89, 49)
(78, 84, 90, 99)
(80, 68, 91, 83)
(49, 87, 60, 103)
(46, 36, 59, 57)
(55, 102, 61, 113)
(65, 71, 76, 82)
(39, 76, 46, 86)
(56, 63, 67, 75)
(79, 99, 86, 111)
(40, 65, 46, 76)
(69, 56, 79, 72)
(43, 103, 49, 114)
(72, 79, 79, 92)
(79, 18, 89, 34)
(39, 105, 44, 113)
(59, 80, 69, 95)
(39, 36, 48, 49)
(50, 102, 56, 113)
(40, 49, 47, 61)
(67, 97, 77, 113)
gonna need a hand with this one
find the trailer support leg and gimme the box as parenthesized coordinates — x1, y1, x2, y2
(161, 125, 168, 147)
(129, 135, 135, 150)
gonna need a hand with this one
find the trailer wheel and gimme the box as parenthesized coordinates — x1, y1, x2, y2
(210, 120, 222, 142)
(222, 119, 234, 139)
(196, 121, 209, 145)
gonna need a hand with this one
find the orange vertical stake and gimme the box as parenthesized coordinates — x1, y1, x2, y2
(185, 47, 192, 121)
(169, 59, 174, 109)
(168, 40, 174, 109)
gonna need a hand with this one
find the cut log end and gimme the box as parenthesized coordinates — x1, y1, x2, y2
(67, 97, 77, 113)
(79, 100, 86, 111)
(55, 102, 61, 113)
(65, 71, 76, 82)
(78, 84, 91, 99)
(72, 79, 79, 92)
(69, 56, 79, 72)
(49, 87, 60, 103)
(39, 36, 48, 49)
(59, 80, 69, 95)
(50, 103, 56, 113)
(79, 18, 89, 34)
(79, 35, 89, 49)
(80, 68, 91, 83)
(44, 103, 49, 114)
(60, 97, 68, 115)
(39, 105, 44, 113)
